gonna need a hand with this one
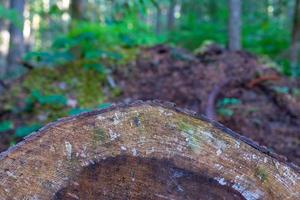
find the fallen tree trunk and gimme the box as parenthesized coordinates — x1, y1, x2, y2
(0, 101, 299, 199)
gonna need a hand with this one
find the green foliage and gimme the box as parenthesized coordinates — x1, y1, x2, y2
(217, 98, 241, 107)
(272, 86, 289, 94)
(217, 98, 241, 117)
(217, 108, 234, 117)
(292, 88, 300, 97)
(243, 20, 290, 58)
(169, 12, 290, 63)
(22, 63, 106, 108)
(68, 108, 91, 116)
(13, 0, 299, 78)
(0, 121, 14, 133)
(0, 4, 22, 29)
(23, 19, 159, 73)
(15, 124, 42, 138)
(83, 63, 107, 74)
(168, 20, 227, 50)
(98, 103, 112, 109)
(23, 90, 67, 113)
(30, 90, 67, 106)
(69, 19, 159, 47)
(242, 19, 292, 76)
(67, 103, 112, 116)
(21, 9, 162, 123)
(255, 167, 268, 182)
(23, 51, 74, 67)
(166, 0, 296, 75)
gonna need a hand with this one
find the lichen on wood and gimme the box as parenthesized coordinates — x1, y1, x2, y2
(0, 101, 299, 199)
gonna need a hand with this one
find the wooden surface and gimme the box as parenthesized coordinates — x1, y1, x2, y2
(0, 101, 299, 199)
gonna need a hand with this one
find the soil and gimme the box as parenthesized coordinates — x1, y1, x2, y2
(116, 44, 300, 166)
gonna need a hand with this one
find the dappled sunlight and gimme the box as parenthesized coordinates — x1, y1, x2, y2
(0, 30, 9, 55)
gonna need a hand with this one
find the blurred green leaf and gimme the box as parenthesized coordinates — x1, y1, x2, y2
(0, 4, 22, 29)
(217, 98, 241, 107)
(272, 86, 289, 94)
(48, 5, 63, 15)
(0, 121, 14, 132)
(24, 91, 67, 111)
(292, 88, 300, 96)
(98, 103, 112, 109)
(83, 63, 107, 74)
(217, 108, 234, 117)
(68, 108, 91, 116)
(52, 37, 79, 49)
(15, 124, 42, 138)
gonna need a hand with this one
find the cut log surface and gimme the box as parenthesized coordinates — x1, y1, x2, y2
(0, 101, 299, 200)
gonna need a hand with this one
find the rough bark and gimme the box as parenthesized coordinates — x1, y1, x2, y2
(228, 0, 242, 51)
(290, 0, 300, 77)
(6, 0, 25, 76)
(0, 101, 299, 199)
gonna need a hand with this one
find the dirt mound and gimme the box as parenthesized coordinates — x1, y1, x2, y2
(1, 44, 299, 166)
(117, 45, 300, 165)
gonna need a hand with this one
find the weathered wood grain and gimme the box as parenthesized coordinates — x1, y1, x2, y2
(0, 101, 299, 199)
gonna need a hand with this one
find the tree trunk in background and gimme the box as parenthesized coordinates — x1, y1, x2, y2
(0, 0, 9, 77)
(288, 0, 295, 22)
(228, 0, 241, 51)
(156, 7, 162, 35)
(150, 0, 162, 35)
(290, 0, 300, 77)
(6, 0, 25, 76)
(167, 0, 176, 30)
(70, 0, 84, 20)
(208, 0, 217, 21)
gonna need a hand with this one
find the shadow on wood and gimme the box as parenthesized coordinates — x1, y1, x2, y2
(0, 101, 299, 199)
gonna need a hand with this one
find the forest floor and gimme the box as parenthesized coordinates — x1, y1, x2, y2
(1, 44, 300, 166)
(116, 44, 300, 165)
